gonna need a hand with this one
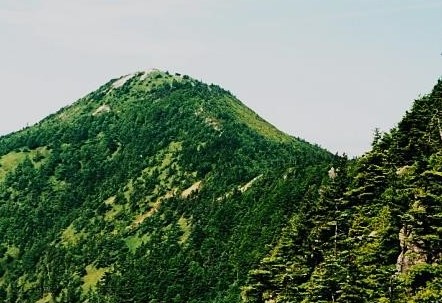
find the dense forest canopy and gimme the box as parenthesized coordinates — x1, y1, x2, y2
(242, 78, 442, 302)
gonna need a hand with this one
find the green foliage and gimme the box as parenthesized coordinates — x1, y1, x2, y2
(242, 79, 442, 302)
(0, 70, 333, 302)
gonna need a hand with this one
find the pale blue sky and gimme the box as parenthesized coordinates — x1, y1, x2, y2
(0, 0, 441, 155)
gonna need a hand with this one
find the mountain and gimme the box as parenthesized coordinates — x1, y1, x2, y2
(242, 79, 442, 302)
(0, 70, 334, 302)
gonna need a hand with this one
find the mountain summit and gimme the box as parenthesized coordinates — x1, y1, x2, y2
(0, 70, 333, 302)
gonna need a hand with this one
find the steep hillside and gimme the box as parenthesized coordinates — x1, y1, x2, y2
(242, 79, 442, 302)
(0, 70, 333, 302)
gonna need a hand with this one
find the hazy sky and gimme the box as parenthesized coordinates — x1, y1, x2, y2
(0, 0, 441, 155)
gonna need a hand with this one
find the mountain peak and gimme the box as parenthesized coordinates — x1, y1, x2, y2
(110, 69, 193, 89)
(0, 69, 333, 302)
(36, 69, 293, 144)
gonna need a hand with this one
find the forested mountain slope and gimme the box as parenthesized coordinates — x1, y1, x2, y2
(242, 79, 442, 302)
(0, 70, 333, 302)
